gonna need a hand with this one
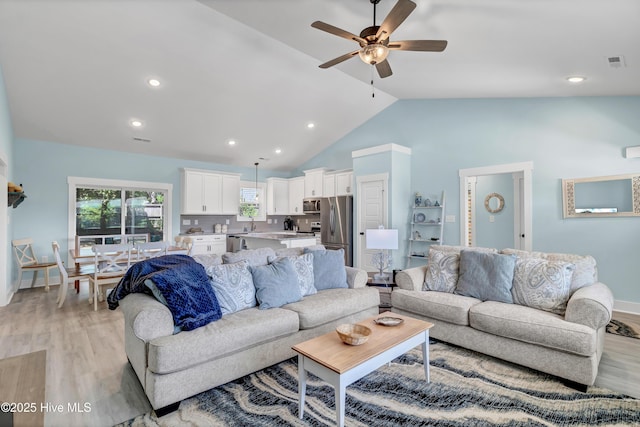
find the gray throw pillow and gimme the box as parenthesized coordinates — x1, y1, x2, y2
(250, 257, 302, 309)
(208, 260, 256, 315)
(304, 248, 348, 290)
(423, 249, 460, 293)
(222, 247, 276, 266)
(512, 258, 574, 314)
(455, 250, 517, 303)
(268, 253, 317, 296)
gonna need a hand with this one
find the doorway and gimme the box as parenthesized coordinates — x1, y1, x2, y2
(355, 173, 388, 270)
(459, 162, 532, 251)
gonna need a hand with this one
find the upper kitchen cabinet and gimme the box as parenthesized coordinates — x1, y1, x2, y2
(304, 168, 328, 198)
(181, 168, 240, 215)
(335, 170, 353, 195)
(266, 177, 289, 215)
(323, 173, 336, 197)
(289, 177, 305, 215)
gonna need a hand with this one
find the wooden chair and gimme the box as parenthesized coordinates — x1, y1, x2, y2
(135, 241, 169, 260)
(89, 243, 132, 311)
(51, 241, 94, 308)
(12, 238, 58, 292)
(174, 236, 193, 255)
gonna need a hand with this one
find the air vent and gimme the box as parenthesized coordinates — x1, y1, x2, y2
(132, 137, 151, 143)
(607, 55, 625, 68)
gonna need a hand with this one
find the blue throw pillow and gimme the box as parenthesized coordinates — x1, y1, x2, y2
(250, 257, 302, 309)
(455, 250, 516, 303)
(304, 248, 348, 290)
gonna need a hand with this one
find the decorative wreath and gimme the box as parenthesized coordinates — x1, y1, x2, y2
(484, 193, 505, 213)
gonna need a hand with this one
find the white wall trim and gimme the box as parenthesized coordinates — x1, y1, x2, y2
(613, 300, 640, 315)
(0, 151, 8, 306)
(180, 167, 240, 177)
(352, 143, 412, 158)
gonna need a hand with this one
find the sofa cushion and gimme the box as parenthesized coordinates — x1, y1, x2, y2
(275, 245, 325, 257)
(268, 253, 317, 297)
(304, 248, 348, 290)
(192, 253, 223, 270)
(431, 245, 498, 255)
(512, 257, 574, 315)
(391, 289, 482, 326)
(455, 251, 516, 304)
(222, 247, 276, 267)
(501, 248, 597, 293)
(208, 260, 256, 315)
(469, 301, 597, 356)
(148, 307, 300, 374)
(282, 287, 379, 329)
(423, 249, 459, 293)
(250, 258, 302, 309)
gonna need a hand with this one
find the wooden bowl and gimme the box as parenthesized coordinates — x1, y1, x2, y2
(336, 324, 371, 346)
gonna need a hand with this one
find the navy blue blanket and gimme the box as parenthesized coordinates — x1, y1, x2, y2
(108, 254, 222, 331)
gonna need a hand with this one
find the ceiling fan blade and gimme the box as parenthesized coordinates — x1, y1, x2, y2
(318, 50, 360, 69)
(311, 21, 367, 45)
(375, 0, 417, 42)
(388, 40, 448, 52)
(375, 60, 393, 78)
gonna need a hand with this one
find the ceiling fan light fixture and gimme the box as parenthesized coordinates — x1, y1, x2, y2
(567, 76, 586, 84)
(358, 43, 389, 65)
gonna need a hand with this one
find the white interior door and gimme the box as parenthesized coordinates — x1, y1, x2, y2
(356, 174, 388, 270)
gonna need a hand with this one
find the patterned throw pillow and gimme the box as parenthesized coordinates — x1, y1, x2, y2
(268, 253, 317, 296)
(207, 260, 256, 315)
(423, 250, 460, 293)
(511, 258, 575, 315)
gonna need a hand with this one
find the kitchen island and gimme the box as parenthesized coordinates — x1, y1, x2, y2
(242, 232, 317, 250)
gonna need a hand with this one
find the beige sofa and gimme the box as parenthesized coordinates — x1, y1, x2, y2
(119, 247, 380, 414)
(392, 245, 613, 389)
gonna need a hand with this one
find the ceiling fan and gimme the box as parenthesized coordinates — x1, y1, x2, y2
(312, 0, 447, 78)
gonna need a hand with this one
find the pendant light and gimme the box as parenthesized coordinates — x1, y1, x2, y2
(254, 162, 259, 203)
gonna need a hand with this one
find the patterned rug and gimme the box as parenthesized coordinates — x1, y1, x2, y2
(118, 340, 640, 426)
(606, 319, 640, 340)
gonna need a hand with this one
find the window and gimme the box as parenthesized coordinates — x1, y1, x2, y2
(68, 177, 172, 250)
(237, 181, 266, 222)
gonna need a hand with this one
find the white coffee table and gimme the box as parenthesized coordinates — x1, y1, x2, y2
(292, 312, 433, 427)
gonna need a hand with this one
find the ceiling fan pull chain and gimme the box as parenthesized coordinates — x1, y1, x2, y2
(371, 65, 375, 98)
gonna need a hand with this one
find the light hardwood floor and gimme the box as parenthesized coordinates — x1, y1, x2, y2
(1, 286, 639, 427)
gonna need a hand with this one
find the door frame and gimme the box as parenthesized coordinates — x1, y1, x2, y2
(0, 153, 8, 306)
(459, 161, 533, 251)
(355, 173, 389, 269)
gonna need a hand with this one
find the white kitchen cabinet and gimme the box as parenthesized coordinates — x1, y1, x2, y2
(181, 168, 240, 215)
(266, 177, 289, 215)
(335, 170, 353, 195)
(323, 173, 336, 197)
(289, 177, 305, 215)
(189, 234, 227, 256)
(304, 168, 327, 198)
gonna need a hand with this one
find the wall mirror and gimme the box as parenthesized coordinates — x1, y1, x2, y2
(562, 173, 640, 218)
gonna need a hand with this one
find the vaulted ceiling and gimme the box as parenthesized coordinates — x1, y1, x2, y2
(0, 0, 637, 171)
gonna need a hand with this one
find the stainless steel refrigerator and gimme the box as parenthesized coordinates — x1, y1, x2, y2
(320, 196, 353, 266)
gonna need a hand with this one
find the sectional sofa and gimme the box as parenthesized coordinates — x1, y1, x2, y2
(392, 245, 613, 389)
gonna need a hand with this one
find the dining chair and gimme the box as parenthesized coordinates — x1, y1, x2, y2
(89, 243, 132, 311)
(12, 238, 58, 292)
(51, 241, 94, 308)
(135, 240, 169, 260)
(174, 236, 193, 255)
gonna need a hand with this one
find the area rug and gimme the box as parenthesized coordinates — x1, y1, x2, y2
(606, 319, 640, 340)
(118, 340, 640, 426)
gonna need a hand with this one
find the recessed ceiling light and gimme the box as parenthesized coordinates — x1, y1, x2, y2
(147, 78, 161, 87)
(275, 148, 282, 154)
(130, 119, 144, 128)
(567, 76, 586, 84)
(307, 122, 315, 129)
(228, 140, 237, 146)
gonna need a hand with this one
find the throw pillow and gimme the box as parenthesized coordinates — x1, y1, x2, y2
(222, 247, 276, 267)
(423, 249, 460, 293)
(250, 257, 302, 309)
(304, 248, 348, 290)
(192, 253, 223, 269)
(512, 258, 575, 314)
(268, 253, 317, 296)
(207, 260, 256, 315)
(455, 250, 517, 303)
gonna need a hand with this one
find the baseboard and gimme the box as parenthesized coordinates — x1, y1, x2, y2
(16, 273, 62, 290)
(613, 300, 640, 315)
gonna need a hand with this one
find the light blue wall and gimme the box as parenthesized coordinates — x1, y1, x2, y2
(0, 65, 15, 301)
(11, 138, 290, 282)
(475, 174, 514, 249)
(302, 96, 640, 305)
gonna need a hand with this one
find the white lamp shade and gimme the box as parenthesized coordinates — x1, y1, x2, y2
(366, 229, 398, 250)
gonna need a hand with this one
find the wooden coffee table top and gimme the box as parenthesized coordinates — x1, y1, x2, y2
(292, 312, 433, 374)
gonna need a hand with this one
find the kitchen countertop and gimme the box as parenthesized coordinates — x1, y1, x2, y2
(243, 232, 317, 240)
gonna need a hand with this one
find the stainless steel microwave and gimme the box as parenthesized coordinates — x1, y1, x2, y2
(302, 198, 322, 213)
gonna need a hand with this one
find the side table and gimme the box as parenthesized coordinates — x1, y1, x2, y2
(366, 272, 395, 313)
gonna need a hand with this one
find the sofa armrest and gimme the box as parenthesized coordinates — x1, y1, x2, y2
(120, 293, 175, 342)
(395, 266, 427, 291)
(345, 266, 368, 289)
(564, 282, 613, 330)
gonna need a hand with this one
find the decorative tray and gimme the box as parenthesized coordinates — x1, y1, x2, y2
(374, 316, 404, 327)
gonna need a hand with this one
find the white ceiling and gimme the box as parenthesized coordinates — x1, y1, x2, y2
(0, 0, 638, 172)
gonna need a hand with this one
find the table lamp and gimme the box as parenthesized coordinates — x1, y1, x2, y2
(366, 227, 398, 281)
